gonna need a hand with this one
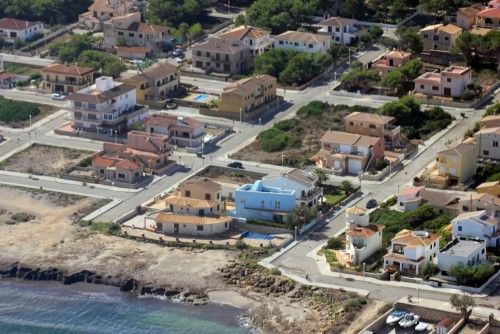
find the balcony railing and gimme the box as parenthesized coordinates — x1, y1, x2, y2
(383, 124, 401, 137)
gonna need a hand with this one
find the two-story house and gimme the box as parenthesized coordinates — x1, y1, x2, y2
(234, 180, 296, 222)
(103, 12, 171, 52)
(191, 38, 250, 75)
(0, 18, 43, 43)
(437, 237, 487, 276)
(414, 66, 472, 98)
(372, 50, 411, 76)
(317, 16, 358, 45)
(456, 6, 484, 29)
(218, 74, 277, 120)
(42, 64, 95, 95)
(427, 141, 477, 188)
(144, 114, 206, 150)
(452, 210, 499, 247)
(476, 0, 500, 29)
(338, 206, 384, 265)
(122, 62, 179, 107)
(474, 127, 500, 163)
(79, 0, 136, 31)
(419, 24, 463, 52)
(92, 154, 143, 185)
(262, 169, 323, 207)
(69, 76, 146, 134)
(344, 111, 401, 149)
(272, 31, 331, 53)
(476, 181, 500, 198)
(458, 192, 500, 217)
(383, 229, 440, 276)
(311, 131, 384, 175)
(149, 177, 232, 236)
(481, 115, 500, 129)
(219, 25, 272, 56)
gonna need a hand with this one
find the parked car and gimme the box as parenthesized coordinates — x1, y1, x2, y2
(172, 49, 184, 57)
(51, 93, 66, 101)
(366, 199, 378, 209)
(227, 161, 244, 169)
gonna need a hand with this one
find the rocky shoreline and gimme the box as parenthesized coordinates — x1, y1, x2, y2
(0, 263, 210, 306)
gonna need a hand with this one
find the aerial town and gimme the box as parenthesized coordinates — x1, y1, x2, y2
(0, 0, 498, 333)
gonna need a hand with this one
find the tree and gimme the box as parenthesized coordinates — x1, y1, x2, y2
(399, 59, 422, 80)
(450, 294, 475, 321)
(146, 0, 206, 27)
(340, 180, 353, 194)
(314, 168, 328, 185)
(1, 0, 92, 25)
(326, 237, 343, 249)
(396, 27, 423, 54)
(50, 34, 95, 63)
(340, 68, 380, 92)
(484, 102, 500, 117)
(188, 23, 203, 41)
(329, 44, 349, 65)
(178, 22, 189, 43)
(285, 205, 317, 229)
(422, 262, 439, 279)
(234, 14, 247, 26)
(380, 70, 405, 94)
(339, 0, 367, 19)
(78, 50, 126, 78)
(367, 25, 384, 41)
(454, 30, 500, 66)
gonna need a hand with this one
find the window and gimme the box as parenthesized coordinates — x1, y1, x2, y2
(197, 225, 204, 231)
(462, 205, 469, 211)
(100, 169, 105, 174)
(433, 35, 439, 41)
(279, 40, 284, 45)
(349, 122, 354, 126)
(423, 34, 428, 38)
(129, 32, 134, 37)
(308, 44, 313, 48)
(199, 209, 204, 216)
(118, 173, 125, 179)
(196, 51, 201, 56)
(482, 249, 485, 254)
(458, 226, 462, 231)
(369, 124, 376, 129)
(205, 193, 211, 200)
(420, 84, 425, 89)
(493, 141, 498, 148)
(483, 150, 490, 156)
(185, 190, 191, 197)
(275, 201, 281, 209)
(447, 78, 451, 82)
(118, 31, 124, 36)
(444, 36, 449, 41)
(432, 86, 439, 91)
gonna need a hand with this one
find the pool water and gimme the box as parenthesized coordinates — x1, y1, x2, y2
(240, 231, 273, 241)
(193, 94, 209, 102)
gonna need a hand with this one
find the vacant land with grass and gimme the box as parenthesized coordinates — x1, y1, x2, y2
(197, 165, 263, 184)
(0, 144, 94, 176)
(4, 62, 41, 76)
(0, 96, 57, 128)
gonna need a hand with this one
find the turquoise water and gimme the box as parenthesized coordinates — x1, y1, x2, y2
(193, 94, 209, 102)
(0, 280, 251, 334)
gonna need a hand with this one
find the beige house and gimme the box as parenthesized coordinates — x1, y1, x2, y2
(413, 66, 472, 98)
(344, 112, 401, 149)
(144, 115, 206, 150)
(218, 74, 277, 120)
(79, 0, 136, 31)
(122, 62, 179, 107)
(219, 25, 272, 56)
(458, 192, 500, 217)
(476, 181, 500, 198)
(481, 115, 500, 129)
(426, 142, 477, 188)
(312, 131, 384, 175)
(474, 127, 500, 163)
(372, 50, 411, 76)
(456, 6, 483, 29)
(92, 154, 143, 185)
(103, 12, 171, 52)
(419, 24, 462, 52)
(149, 178, 231, 236)
(191, 38, 250, 75)
(42, 64, 95, 94)
(273, 31, 331, 53)
(476, 6, 500, 29)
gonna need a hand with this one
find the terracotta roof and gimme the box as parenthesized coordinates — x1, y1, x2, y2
(438, 142, 477, 157)
(478, 7, 500, 18)
(127, 22, 170, 34)
(0, 70, 12, 80)
(124, 62, 177, 84)
(419, 23, 462, 34)
(89, 0, 124, 12)
(391, 229, 439, 247)
(220, 25, 270, 40)
(320, 131, 380, 147)
(181, 177, 221, 193)
(116, 159, 140, 171)
(345, 111, 395, 125)
(144, 115, 203, 130)
(274, 30, 331, 44)
(346, 206, 366, 215)
(318, 16, 356, 27)
(42, 64, 95, 76)
(154, 212, 231, 225)
(93, 155, 119, 167)
(437, 317, 455, 330)
(347, 223, 384, 238)
(476, 126, 500, 136)
(397, 186, 424, 198)
(0, 18, 42, 30)
(192, 38, 248, 54)
(222, 74, 276, 96)
(165, 195, 215, 208)
(457, 6, 483, 17)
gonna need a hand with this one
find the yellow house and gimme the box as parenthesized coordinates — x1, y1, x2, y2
(428, 142, 477, 187)
(476, 181, 500, 198)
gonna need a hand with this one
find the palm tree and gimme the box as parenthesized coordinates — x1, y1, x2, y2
(314, 168, 328, 186)
(340, 180, 353, 195)
(178, 22, 189, 44)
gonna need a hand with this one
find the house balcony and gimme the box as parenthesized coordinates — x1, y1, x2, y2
(72, 115, 102, 124)
(383, 124, 401, 138)
(102, 105, 148, 126)
(300, 187, 323, 202)
(73, 104, 115, 114)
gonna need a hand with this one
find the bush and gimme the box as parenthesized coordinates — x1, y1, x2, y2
(449, 263, 496, 287)
(326, 237, 343, 250)
(297, 101, 328, 117)
(484, 102, 500, 116)
(260, 132, 291, 152)
(90, 222, 121, 235)
(274, 118, 299, 131)
(270, 267, 281, 275)
(423, 262, 439, 280)
(0, 96, 40, 123)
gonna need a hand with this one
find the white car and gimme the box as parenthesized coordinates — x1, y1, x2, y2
(51, 93, 66, 101)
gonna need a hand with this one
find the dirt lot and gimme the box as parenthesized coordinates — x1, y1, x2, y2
(0, 185, 234, 290)
(0, 144, 94, 176)
(197, 165, 263, 184)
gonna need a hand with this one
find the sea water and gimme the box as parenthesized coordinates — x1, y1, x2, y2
(0, 280, 251, 334)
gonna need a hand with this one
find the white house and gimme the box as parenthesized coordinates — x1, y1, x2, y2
(339, 206, 384, 265)
(220, 25, 272, 56)
(383, 229, 440, 276)
(396, 186, 424, 212)
(273, 31, 331, 53)
(262, 169, 323, 207)
(437, 237, 487, 276)
(0, 18, 43, 43)
(452, 210, 499, 247)
(474, 127, 500, 163)
(317, 16, 358, 45)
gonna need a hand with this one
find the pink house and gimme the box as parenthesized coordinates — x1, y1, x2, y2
(476, 0, 500, 29)
(413, 66, 471, 98)
(372, 51, 411, 76)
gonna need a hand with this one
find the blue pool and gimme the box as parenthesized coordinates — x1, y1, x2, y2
(193, 94, 209, 102)
(240, 231, 273, 241)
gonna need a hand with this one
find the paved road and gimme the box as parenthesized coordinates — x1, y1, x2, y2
(1, 53, 54, 67)
(0, 88, 70, 107)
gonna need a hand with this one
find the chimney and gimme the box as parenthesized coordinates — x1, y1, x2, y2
(95, 76, 113, 91)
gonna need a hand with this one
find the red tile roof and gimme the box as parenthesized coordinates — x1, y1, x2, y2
(93, 155, 119, 167)
(477, 7, 500, 18)
(0, 18, 42, 30)
(116, 159, 141, 171)
(42, 64, 95, 76)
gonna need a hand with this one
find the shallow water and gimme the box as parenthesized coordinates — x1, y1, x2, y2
(0, 280, 251, 334)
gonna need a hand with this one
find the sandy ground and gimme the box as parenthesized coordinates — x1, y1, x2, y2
(342, 299, 389, 334)
(0, 186, 234, 291)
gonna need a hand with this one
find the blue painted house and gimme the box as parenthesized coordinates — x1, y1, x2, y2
(234, 180, 296, 222)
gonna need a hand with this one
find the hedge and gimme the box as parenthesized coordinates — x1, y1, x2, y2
(0, 96, 40, 122)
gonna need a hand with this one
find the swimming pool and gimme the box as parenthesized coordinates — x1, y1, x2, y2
(240, 231, 273, 241)
(193, 94, 209, 102)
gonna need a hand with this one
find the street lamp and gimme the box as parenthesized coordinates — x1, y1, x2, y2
(294, 226, 298, 241)
(362, 262, 366, 278)
(29, 114, 31, 127)
(239, 108, 242, 124)
(258, 117, 261, 126)
(281, 154, 285, 168)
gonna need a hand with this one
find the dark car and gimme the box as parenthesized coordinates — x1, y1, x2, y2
(227, 161, 244, 169)
(366, 199, 378, 209)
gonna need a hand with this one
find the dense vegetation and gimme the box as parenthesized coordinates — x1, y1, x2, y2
(145, 0, 207, 27)
(380, 59, 423, 95)
(449, 263, 496, 287)
(454, 30, 500, 68)
(370, 204, 453, 246)
(49, 34, 95, 63)
(0, 96, 40, 123)
(254, 49, 332, 86)
(256, 119, 301, 152)
(0, 0, 92, 25)
(378, 96, 453, 140)
(78, 50, 126, 78)
(340, 65, 380, 92)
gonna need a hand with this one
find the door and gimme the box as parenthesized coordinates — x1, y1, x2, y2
(174, 223, 179, 234)
(443, 87, 451, 97)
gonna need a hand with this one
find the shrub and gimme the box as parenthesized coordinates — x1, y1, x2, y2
(449, 263, 496, 287)
(326, 237, 343, 250)
(274, 118, 299, 131)
(423, 262, 439, 279)
(270, 267, 281, 275)
(260, 132, 290, 152)
(297, 101, 328, 117)
(484, 102, 500, 116)
(0, 96, 40, 123)
(90, 222, 121, 235)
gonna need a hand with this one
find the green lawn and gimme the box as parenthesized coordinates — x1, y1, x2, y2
(324, 192, 347, 205)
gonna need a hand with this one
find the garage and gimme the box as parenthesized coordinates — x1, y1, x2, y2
(348, 159, 362, 174)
